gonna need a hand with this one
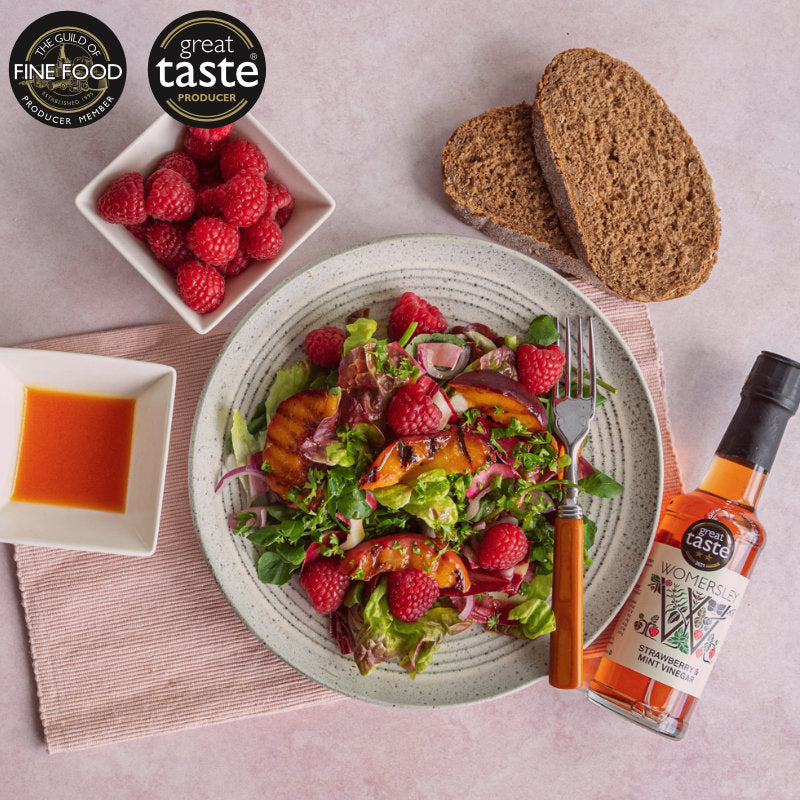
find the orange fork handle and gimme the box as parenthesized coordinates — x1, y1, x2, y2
(549, 516, 585, 689)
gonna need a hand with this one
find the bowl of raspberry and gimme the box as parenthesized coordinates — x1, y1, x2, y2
(75, 114, 335, 334)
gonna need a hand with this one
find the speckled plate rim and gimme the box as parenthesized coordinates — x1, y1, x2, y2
(188, 233, 663, 708)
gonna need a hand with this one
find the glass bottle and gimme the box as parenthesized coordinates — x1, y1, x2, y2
(586, 351, 800, 739)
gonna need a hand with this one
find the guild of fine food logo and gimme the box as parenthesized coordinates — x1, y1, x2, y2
(9, 11, 126, 128)
(148, 10, 265, 128)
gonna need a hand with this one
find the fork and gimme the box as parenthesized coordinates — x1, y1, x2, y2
(549, 316, 596, 689)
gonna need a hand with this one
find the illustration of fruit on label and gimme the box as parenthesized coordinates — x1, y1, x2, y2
(604, 540, 749, 697)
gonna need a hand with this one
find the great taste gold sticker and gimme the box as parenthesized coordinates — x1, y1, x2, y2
(147, 10, 265, 128)
(9, 11, 126, 128)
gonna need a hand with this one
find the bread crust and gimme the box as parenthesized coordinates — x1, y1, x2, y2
(533, 48, 721, 302)
(441, 103, 588, 277)
(445, 194, 591, 277)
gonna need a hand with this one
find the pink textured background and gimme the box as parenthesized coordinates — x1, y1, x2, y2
(2, 1, 799, 797)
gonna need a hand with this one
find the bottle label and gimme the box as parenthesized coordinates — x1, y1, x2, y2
(604, 525, 749, 698)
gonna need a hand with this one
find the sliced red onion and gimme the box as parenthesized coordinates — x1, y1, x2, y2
(513, 560, 531, 581)
(465, 463, 520, 499)
(364, 491, 378, 511)
(461, 541, 479, 567)
(215, 464, 269, 494)
(247, 453, 269, 496)
(440, 387, 458, 418)
(465, 485, 491, 520)
(343, 520, 366, 550)
(415, 342, 472, 380)
(496, 565, 516, 581)
(455, 594, 475, 621)
(335, 516, 366, 550)
(518, 488, 555, 515)
(228, 505, 268, 533)
(430, 389, 455, 431)
(448, 392, 469, 413)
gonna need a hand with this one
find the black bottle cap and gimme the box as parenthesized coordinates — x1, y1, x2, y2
(717, 351, 800, 471)
(742, 351, 800, 413)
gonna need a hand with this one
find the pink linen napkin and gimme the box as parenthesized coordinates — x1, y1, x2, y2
(12, 284, 681, 752)
(13, 324, 340, 753)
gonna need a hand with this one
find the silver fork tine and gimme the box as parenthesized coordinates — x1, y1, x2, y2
(587, 317, 596, 404)
(562, 317, 572, 398)
(577, 318, 584, 399)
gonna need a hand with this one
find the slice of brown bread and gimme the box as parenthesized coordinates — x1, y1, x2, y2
(533, 48, 721, 301)
(441, 103, 590, 277)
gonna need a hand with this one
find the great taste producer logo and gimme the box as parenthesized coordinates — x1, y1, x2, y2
(148, 10, 265, 128)
(9, 11, 126, 128)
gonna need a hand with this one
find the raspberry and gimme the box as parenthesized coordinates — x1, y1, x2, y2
(186, 124, 234, 143)
(197, 162, 222, 185)
(176, 260, 226, 313)
(154, 151, 199, 188)
(386, 570, 440, 622)
(146, 221, 191, 271)
(517, 343, 566, 394)
(386, 381, 442, 436)
(299, 557, 350, 614)
(304, 326, 347, 368)
(145, 168, 195, 222)
(477, 523, 529, 571)
(387, 292, 447, 341)
(275, 202, 295, 227)
(96, 172, 146, 225)
(195, 184, 226, 217)
(264, 180, 295, 225)
(183, 129, 224, 163)
(125, 219, 151, 241)
(186, 217, 239, 266)
(222, 169, 268, 227)
(241, 215, 282, 260)
(219, 139, 268, 180)
(218, 245, 252, 277)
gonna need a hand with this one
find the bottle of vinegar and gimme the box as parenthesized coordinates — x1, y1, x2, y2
(586, 351, 800, 738)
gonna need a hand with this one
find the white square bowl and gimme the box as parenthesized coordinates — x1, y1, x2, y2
(0, 348, 176, 556)
(75, 113, 335, 335)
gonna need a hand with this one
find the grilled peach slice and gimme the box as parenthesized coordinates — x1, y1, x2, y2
(360, 427, 497, 490)
(262, 389, 340, 501)
(448, 370, 546, 431)
(341, 533, 470, 592)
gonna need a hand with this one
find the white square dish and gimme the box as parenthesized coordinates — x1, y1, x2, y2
(0, 348, 176, 556)
(74, 113, 335, 335)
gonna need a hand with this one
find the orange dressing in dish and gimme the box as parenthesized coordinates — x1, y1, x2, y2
(11, 387, 135, 513)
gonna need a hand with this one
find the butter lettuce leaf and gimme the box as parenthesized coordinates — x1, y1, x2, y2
(372, 469, 459, 530)
(507, 595, 556, 639)
(264, 358, 315, 422)
(230, 409, 265, 464)
(349, 579, 467, 677)
(342, 318, 378, 356)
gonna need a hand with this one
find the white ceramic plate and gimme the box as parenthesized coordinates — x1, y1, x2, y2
(189, 234, 663, 706)
(75, 113, 335, 335)
(0, 349, 175, 555)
